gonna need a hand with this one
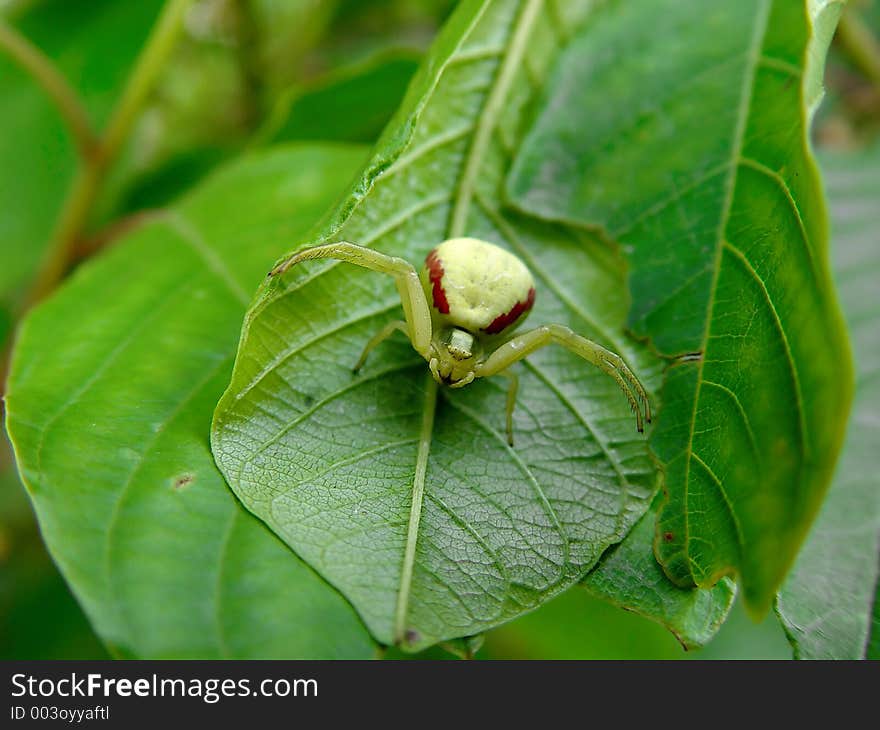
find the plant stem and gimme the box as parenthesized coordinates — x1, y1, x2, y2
(98, 0, 194, 177)
(0, 20, 99, 157)
(27, 163, 105, 307)
(25, 0, 195, 307)
(837, 7, 880, 88)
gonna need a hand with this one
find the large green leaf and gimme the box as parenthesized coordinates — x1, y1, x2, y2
(0, 0, 164, 317)
(506, 0, 852, 612)
(261, 51, 421, 145)
(483, 587, 789, 659)
(0, 449, 107, 659)
(483, 584, 702, 659)
(2, 388, 107, 658)
(5, 144, 375, 659)
(582, 504, 735, 650)
(775, 145, 880, 659)
(319, 0, 455, 67)
(212, 0, 666, 651)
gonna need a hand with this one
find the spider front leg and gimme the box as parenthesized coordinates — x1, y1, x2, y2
(352, 320, 409, 373)
(499, 369, 519, 447)
(270, 241, 433, 363)
(476, 324, 651, 433)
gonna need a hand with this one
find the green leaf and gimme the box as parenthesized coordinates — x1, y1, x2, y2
(869, 581, 880, 660)
(319, 0, 455, 68)
(582, 504, 735, 650)
(483, 587, 696, 659)
(775, 145, 880, 660)
(5, 144, 376, 659)
(0, 439, 107, 659)
(261, 50, 421, 145)
(113, 48, 420, 217)
(242, 0, 341, 96)
(482, 585, 789, 659)
(506, 0, 852, 613)
(1, 425, 110, 659)
(0, 0, 164, 311)
(0, 305, 10, 350)
(212, 0, 664, 651)
(98, 7, 430, 225)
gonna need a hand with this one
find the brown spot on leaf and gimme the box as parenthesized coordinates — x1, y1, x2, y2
(404, 629, 420, 646)
(663, 531, 675, 543)
(172, 473, 195, 490)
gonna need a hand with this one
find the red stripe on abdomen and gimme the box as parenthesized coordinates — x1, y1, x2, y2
(484, 287, 535, 335)
(425, 249, 450, 314)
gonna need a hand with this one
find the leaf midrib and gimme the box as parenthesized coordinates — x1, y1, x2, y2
(679, 0, 770, 576)
(391, 0, 544, 644)
(393, 376, 438, 643)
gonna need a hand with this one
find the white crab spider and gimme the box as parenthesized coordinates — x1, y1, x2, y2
(270, 237, 651, 445)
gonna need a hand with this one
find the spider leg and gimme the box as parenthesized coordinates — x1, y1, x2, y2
(498, 369, 519, 447)
(597, 347, 652, 425)
(269, 241, 432, 359)
(476, 324, 650, 433)
(353, 320, 408, 373)
(448, 371, 475, 388)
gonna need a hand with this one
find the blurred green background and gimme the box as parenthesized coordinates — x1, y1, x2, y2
(1, 0, 877, 660)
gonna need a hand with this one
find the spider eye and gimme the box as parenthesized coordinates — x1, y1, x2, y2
(444, 328, 474, 360)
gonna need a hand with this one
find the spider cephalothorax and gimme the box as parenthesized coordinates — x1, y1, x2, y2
(270, 237, 650, 445)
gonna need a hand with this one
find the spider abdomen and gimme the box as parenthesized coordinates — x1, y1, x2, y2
(420, 237, 536, 337)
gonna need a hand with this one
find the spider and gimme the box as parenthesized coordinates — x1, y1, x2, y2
(270, 237, 651, 445)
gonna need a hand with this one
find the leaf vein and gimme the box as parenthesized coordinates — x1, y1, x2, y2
(521, 360, 632, 535)
(611, 162, 731, 239)
(235, 299, 401, 400)
(236, 361, 423, 484)
(442, 394, 570, 573)
(474, 191, 632, 356)
(721, 241, 808, 454)
(679, 0, 771, 581)
(34, 272, 193, 482)
(281, 438, 422, 508)
(689, 451, 745, 560)
(700, 378, 759, 462)
(424, 491, 512, 597)
(212, 508, 237, 659)
(163, 211, 251, 305)
(737, 155, 821, 285)
(449, 0, 543, 236)
(381, 124, 475, 179)
(394, 376, 439, 643)
(104, 353, 235, 653)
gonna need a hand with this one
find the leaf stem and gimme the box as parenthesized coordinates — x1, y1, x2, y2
(0, 20, 99, 158)
(24, 0, 195, 307)
(836, 7, 880, 88)
(98, 0, 194, 178)
(449, 0, 542, 237)
(393, 375, 438, 646)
